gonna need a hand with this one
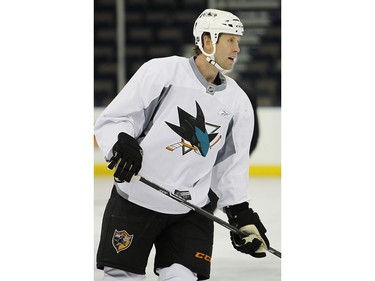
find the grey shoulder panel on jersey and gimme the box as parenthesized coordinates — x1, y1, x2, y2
(213, 118, 235, 166)
(138, 84, 172, 141)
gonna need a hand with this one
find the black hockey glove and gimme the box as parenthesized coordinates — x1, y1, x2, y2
(107, 132, 143, 183)
(225, 202, 270, 258)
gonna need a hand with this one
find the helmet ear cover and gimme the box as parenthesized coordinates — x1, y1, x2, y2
(198, 32, 218, 56)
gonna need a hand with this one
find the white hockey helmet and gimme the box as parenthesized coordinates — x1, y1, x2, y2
(193, 9, 244, 69)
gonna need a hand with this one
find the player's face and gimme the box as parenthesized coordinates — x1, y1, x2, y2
(214, 34, 241, 70)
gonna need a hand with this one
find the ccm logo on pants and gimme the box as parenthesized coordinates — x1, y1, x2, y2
(195, 252, 211, 262)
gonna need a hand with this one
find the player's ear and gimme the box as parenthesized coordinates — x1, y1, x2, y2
(203, 34, 213, 52)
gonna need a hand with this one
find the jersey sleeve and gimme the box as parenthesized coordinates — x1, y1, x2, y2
(210, 98, 254, 211)
(94, 60, 167, 161)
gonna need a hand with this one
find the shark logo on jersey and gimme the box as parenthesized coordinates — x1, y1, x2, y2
(112, 229, 134, 253)
(165, 101, 221, 157)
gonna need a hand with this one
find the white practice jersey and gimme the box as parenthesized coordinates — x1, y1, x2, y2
(95, 56, 254, 214)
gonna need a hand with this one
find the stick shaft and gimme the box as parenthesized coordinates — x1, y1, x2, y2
(138, 176, 281, 258)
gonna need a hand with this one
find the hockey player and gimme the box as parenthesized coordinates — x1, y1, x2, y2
(95, 9, 270, 281)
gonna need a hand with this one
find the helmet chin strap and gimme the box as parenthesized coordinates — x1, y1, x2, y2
(200, 44, 225, 71)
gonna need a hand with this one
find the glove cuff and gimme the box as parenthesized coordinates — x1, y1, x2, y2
(225, 202, 249, 217)
(118, 132, 139, 147)
(225, 203, 263, 230)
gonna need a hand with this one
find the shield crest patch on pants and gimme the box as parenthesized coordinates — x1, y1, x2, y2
(112, 229, 134, 253)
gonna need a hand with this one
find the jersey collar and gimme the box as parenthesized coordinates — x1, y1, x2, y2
(189, 56, 227, 95)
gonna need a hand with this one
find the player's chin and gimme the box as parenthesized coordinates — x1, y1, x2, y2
(223, 64, 234, 71)
(226, 59, 235, 68)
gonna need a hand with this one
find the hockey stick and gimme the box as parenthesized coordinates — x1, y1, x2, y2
(136, 176, 281, 258)
(166, 140, 197, 151)
(166, 135, 222, 152)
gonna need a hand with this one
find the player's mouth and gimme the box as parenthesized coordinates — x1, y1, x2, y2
(228, 56, 236, 62)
